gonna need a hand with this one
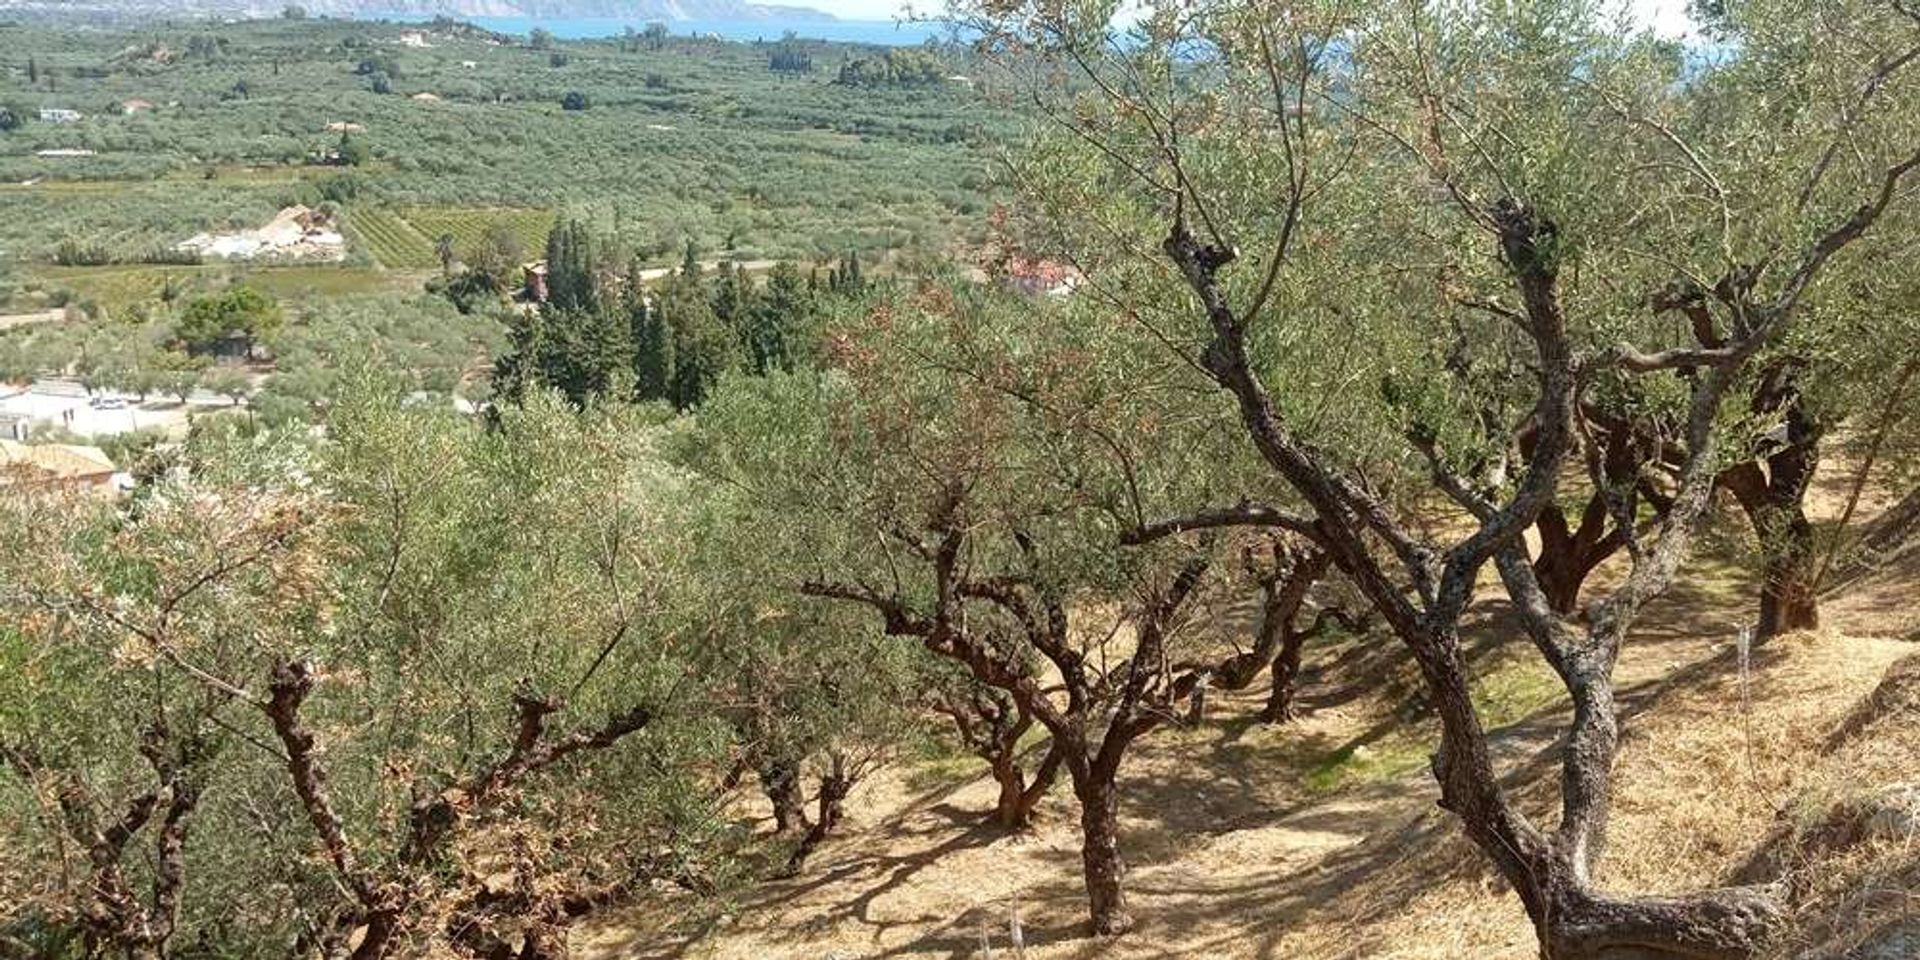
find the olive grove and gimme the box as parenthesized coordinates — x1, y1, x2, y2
(2, 2, 1916, 957)
(960, 0, 1920, 955)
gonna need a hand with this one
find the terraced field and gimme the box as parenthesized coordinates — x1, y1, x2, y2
(403, 208, 556, 263)
(349, 208, 436, 269)
(350, 207, 554, 269)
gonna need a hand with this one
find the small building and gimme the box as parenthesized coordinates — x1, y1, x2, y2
(0, 413, 30, 442)
(0, 439, 118, 494)
(325, 121, 366, 133)
(38, 108, 84, 124)
(410, 92, 442, 103)
(523, 261, 549, 303)
(121, 99, 155, 115)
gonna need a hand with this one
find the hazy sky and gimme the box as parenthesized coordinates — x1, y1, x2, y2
(812, 0, 1695, 35)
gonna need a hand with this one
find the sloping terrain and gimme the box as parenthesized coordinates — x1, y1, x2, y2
(580, 496, 1920, 960)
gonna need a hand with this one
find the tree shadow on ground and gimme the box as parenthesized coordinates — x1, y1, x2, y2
(601, 546, 1787, 959)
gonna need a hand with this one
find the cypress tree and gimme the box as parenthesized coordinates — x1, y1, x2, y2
(656, 268, 734, 409)
(543, 219, 598, 313)
(747, 261, 810, 373)
(629, 270, 675, 402)
(493, 308, 548, 403)
(680, 237, 701, 279)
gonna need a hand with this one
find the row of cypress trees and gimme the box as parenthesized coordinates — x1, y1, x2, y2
(496, 220, 869, 410)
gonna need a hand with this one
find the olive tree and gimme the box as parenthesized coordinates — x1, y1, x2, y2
(1, 385, 737, 958)
(0, 440, 320, 958)
(687, 282, 1325, 934)
(677, 499, 928, 873)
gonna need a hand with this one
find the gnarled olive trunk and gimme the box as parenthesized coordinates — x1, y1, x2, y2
(1252, 545, 1334, 724)
(1721, 411, 1822, 641)
(1260, 627, 1309, 723)
(1538, 885, 1787, 960)
(989, 742, 1062, 830)
(1532, 527, 1615, 616)
(1757, 514, 1820, 638)
(757, 757, 808, 836)
(1421, 609, 1784, 960)
(1524, 409, 1651, 617)
(783, 755, 855, 875)
(1072, 767, 1130, 936)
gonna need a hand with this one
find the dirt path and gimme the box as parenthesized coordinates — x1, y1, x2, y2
(632, 259, 781, 282)
(0, 309, 65, 331)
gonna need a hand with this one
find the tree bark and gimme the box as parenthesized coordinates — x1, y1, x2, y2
(1525, 406, 1653, 617)
(758, 757, 808, 836)
(1719, 361, 1824, 641)
(783, 755, 855, 875)
(929, 685, 1061, 829)
(1073, 767, 1131, 936)
(1754, 431, 1822, 639)
(1240, 542, 1335, 724)
(1533, 528, 1612, 616)
(1261, 628, 1309, 723)
(1757, 518, 1820, 638)
(989, 741, 1061, 830)
(990, 758, 1029, 828)
(1539, 883, 1786, 960)
(1722, 425, 1822, 642)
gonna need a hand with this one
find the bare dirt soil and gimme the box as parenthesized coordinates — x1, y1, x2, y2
(579, 483, 1919, 960)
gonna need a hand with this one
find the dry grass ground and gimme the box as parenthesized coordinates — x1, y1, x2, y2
(577, 487, 1919, 960)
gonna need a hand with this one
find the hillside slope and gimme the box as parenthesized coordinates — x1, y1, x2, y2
(581, 499, 1920, 959)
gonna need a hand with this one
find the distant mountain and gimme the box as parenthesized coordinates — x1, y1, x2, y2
(0, 0, 840, 22)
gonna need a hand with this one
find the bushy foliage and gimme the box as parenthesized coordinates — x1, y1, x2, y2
(0, 382, 902, 954)
(174, 284, 280, 354)
(834, 48, 947, 88)
(768, 35, 813, 74)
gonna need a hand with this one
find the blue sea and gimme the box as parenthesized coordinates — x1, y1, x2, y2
(367, 13, 950, 46)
